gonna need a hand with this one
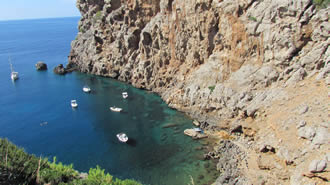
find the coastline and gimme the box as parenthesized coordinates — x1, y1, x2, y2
(67, 0, 330, 184)
(0, 16, 221, 184)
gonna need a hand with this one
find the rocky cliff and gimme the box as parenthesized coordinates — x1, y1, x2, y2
(69, 0, 329, 184)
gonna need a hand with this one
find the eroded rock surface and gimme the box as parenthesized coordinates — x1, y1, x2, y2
(69, 0, 329, 184)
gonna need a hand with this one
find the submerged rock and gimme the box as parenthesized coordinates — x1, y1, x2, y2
(184, 129, 207, 139)
(35, 61, 47, 70)
(65, 62, 77, 72)
(162, 123, 178, 128)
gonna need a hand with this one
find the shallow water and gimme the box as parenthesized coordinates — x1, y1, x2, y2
(0, 17, 217, 185)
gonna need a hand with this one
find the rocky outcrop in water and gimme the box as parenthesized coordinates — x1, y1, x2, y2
(53, 64, 67, 75)
(35, 61, 47, 70)
(69, 0, 329, 184)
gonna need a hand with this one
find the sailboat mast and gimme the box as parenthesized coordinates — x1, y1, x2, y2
(9, 56, 14, 72)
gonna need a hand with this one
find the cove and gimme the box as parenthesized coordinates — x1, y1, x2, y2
(0, 18, 218, 184)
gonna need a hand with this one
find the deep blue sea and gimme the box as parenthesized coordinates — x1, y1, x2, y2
(0, 17, 217, 185)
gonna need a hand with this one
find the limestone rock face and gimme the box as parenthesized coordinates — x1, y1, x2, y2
(69, 0, 329, 184)
(69, 0, 329, 123)
(308, 160, 327, 173)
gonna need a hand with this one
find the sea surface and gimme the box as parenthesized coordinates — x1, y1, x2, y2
(0, 17, 217, 185)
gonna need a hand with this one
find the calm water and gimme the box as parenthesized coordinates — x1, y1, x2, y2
(0, 17, 217, 185)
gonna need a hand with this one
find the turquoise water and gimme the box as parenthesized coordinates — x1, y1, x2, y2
(0, 18, 217, 185)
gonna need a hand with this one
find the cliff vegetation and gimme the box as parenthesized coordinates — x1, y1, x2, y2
(0, 138, 141, 185)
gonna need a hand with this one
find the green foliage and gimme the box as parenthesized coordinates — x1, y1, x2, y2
(112, 179, 141, 185)
(313, 0, 330, 9)
(86, 165, 113, 184)
(208, 85, 216, 93)
(93, 11, 103, 23)
(248, 16, 257, 22)
(0, 138, 45, 184)
(39, 156, 79, 184)
(79, 27, 85, 33)
(0, 138, 141, 185)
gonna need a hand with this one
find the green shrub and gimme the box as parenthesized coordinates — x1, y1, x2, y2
(208, 85, 216, 93)
(79, 27, 85, 33)
(248, 16, 257, 22)
(0, 138, 45, 184)
(313, 0, 330, 9)
(85, 165, 113, 184)
(93, 11, 103, 23)
(39, 157, 78, 184)
(0, 138, 141, 185)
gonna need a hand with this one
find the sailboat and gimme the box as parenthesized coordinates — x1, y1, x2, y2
(9, 57, 19, 81)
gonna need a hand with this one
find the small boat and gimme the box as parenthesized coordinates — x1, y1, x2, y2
(110, 106, 122, 112)
(122, 92, 128, 99)
(11, 71, 19, 81)
(82, 85, 91, 93)
(9, 57, 19, 81)
(193, 128, 203, 132)
(116, 133, 128, 143)
(71, 100, 78, 108)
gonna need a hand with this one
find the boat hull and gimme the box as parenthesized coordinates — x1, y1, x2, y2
(71, 100, 78, 108)
(11, 72, 19, 81)
(110, 107, 122, 112)
(116, 133, 128, 142)
(122, 92, 128, 99)
(83, 88, 91, 93)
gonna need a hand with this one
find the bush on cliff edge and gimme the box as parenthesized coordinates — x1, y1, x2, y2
(0, 138, 141, 185)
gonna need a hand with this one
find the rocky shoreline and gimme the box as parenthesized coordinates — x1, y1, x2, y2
(68, 0, 329, 184)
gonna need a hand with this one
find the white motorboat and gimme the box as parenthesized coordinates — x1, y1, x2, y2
(9, 57, 19, 81)
(116, 133, 128, 143)
(110, 106, 122, 112)
(71, 100, 78, 108)
(193, 128, 203, 132)
(83, 85, 91, 93)
(122, 92, 128, 99)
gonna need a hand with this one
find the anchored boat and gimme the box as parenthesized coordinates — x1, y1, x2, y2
(110, 106, 122, 112)
(122, 92, 128, 99)
(83, 85, 91, 93)
(116, 133, 128, 143)
(71, 100, 78, 108)
(9, 57, 18, 81)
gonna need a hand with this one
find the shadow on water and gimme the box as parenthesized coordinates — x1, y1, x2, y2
(126, 138, 137, 147)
